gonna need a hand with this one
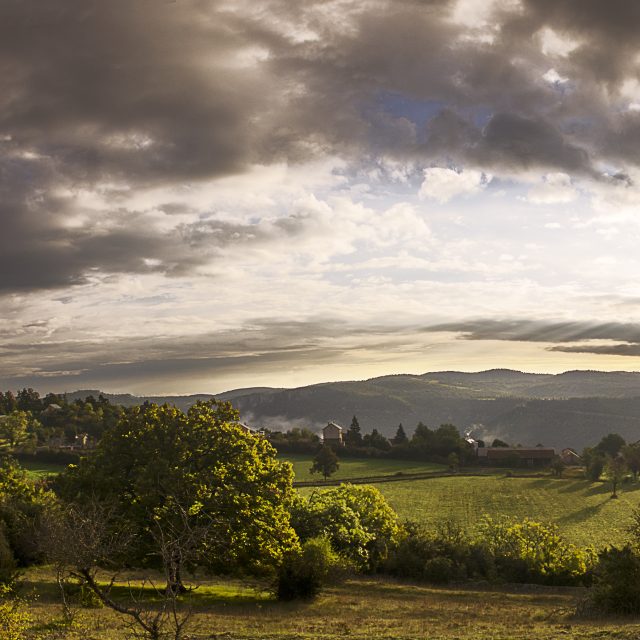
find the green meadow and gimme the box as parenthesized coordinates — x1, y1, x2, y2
(20, 453, 640, 548)
(300, 471, 640, 549)
(281, 453, 445, 482)
(20, 459, 67, 480)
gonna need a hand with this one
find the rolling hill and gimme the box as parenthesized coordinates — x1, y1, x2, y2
(67, 369, 640, 450)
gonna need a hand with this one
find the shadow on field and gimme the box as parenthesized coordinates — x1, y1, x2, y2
(556, 480, 595, 494)
(21, 575, 275, 614)
(557, 502, 607, 526)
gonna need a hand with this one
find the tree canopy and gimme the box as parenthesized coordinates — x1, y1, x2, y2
(58, 400, 299, 575)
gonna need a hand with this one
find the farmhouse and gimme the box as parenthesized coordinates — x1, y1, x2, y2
(482, 446, 556, 467)
(560, 447, 582, 465)
(41, 403, 62, 415)
(322, 421, 344, 446)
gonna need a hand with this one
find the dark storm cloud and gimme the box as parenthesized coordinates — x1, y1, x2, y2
(0, 0, 264, 292)
(3, 0, 640, 294)
(426, 319, 640, 358)
(516, 0, 640, 85)
(474, 113, 592, 173)
(0, 0, 253, 183)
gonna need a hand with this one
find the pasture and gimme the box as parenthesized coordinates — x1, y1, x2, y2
(281, 453, 445, 482)
(18, 452, 640, 548)
(20, 459, 67, 480)
(360, 474, 640, 548)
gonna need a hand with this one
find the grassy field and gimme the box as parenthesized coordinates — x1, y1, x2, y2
(20, 459, 67, 480)
(352, 473, 640, 548)
(17, 454, 640, 548)
(281, 453, 445, 482)
(17, 567, 640, 639)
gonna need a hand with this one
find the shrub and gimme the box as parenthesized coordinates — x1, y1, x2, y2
(275, 536, 346, 601)
(478, 516, 595, 585)
(384, 521, 493, 584)
(290, 484, 401, 571)
(0, 529, 17, 587)
(422, 557, 455, 584)
(583, 546, 640, 615)
(0, 586, 31, 640)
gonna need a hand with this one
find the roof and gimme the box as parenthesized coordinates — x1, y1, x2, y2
(323, 422, 343, 432)
(486, 447, 555, 460)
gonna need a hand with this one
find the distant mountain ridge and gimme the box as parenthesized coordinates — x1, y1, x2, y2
(66, 369, 640, 450)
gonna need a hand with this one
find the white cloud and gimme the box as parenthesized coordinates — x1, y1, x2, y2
(526, 173, 578, 204)
(538, 27, 580, 58)
(542, 68, 569, 85)
(419, 168, 490, 203)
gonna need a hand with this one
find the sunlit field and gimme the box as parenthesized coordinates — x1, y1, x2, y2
(281, 453, 445, 482)
(355, 474, 639, 549)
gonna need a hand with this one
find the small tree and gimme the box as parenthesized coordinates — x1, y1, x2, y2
(583, 447, 605, 481)
(362, 429, 391, 451)
(595, 433, 626, 457)
(310, 445, 339, 480)
(550, 455, 565, 478)
(344, 416, 362, 447)
(447, 452, 459, 472)
(392, 424, 408, 446)
(623, 443, 640, 481)
(605, 455, 627, 498)
(0, 412, 35, 450)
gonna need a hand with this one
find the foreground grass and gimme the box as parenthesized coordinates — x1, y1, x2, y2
(281, 454, 445, 482)
(18, 568, 640, 639)
(368, 473, 640, 548)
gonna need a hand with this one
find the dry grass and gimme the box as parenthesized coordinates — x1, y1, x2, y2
(19, 568, 640, 639)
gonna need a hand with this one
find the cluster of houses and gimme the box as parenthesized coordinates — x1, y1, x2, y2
(320, 421, 581, 468)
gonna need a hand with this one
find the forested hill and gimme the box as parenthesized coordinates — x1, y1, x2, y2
(67, 369, 640, 450)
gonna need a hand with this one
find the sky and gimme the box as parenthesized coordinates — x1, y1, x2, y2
(3, 0, 640, 395)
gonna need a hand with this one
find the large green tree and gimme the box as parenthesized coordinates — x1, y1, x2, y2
(58, 400, 299, 579)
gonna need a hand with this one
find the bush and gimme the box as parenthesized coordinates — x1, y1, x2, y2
(384, 521, 493, 584)
(583, 546, 640, 615)
(478, 517, 594, 585)
(0, 586, 31, 640)
(422, 557, 455, 584)
(275, 536, 346, 601)
(0, 529, 17, 587)
(290, 484, 401, 571)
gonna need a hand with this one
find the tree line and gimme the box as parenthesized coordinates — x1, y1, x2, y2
(0, 389, 121, 456)
(270, 415, 474, 464)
